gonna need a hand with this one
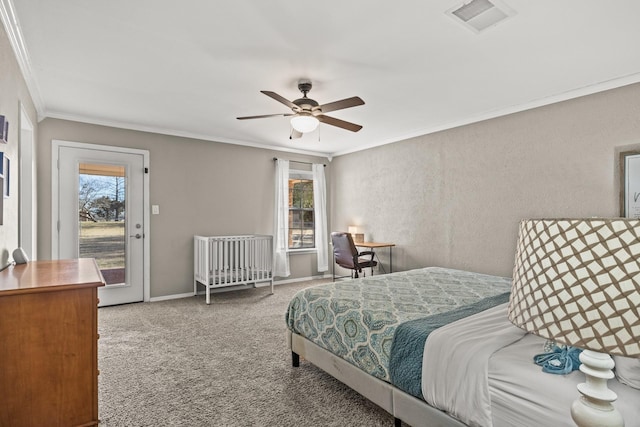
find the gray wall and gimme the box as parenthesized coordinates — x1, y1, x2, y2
(331, 83, 640, 278)
(37, 118, 329, 298)
(0, 23, 37, 268)
(6, 14, 640, 293)
(34, 83, 640, 297)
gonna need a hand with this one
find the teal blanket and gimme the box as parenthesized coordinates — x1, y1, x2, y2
(389, 291, 511, 399)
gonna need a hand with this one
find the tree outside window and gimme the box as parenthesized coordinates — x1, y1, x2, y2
(289, 178, 314, 249)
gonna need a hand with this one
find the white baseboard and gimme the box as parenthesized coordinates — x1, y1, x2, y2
(148, 273, 332, 303)
(271, 273, 332, 285)
(149, 292, 195, 302)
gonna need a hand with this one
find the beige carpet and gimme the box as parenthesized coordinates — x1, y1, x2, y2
(98, 280, 397, 426)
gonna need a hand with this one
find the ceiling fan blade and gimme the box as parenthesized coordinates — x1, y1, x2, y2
(261, 91, 298, 110)
(237, 113, 294, 120)
(319, 96, 364, 114)
(289, 129, 303, 139)
(318, 115, 363, 132)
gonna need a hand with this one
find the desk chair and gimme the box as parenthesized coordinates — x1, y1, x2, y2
(331, 231, 377, 281)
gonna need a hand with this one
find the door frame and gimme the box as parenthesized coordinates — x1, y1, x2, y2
(51, 140, 151, 302)
(19, 103, 36, 260)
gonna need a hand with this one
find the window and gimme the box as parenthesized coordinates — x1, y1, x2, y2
(288, 171, 314, 249)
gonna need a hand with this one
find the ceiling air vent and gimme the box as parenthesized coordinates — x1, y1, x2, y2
(446, 0, 515, 33)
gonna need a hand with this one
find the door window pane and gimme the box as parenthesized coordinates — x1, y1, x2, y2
(78, 163, 126, 285)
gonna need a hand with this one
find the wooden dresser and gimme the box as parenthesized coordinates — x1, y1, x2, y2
(0, 259, 105, 427)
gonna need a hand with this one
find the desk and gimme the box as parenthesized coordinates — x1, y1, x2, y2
(356, 242, 395, 273)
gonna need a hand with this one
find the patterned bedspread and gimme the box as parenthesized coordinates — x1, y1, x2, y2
(285, 267, 512, 382)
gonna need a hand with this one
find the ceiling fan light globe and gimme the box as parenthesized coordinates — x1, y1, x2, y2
(291, 115, 319, 133)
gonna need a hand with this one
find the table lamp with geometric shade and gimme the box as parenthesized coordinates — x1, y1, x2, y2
(508, 218, 640, 427)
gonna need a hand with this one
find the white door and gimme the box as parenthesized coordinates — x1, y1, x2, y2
(53, 142, 149, 306)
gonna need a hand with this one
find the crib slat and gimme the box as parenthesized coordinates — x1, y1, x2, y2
(194, 235, 274, 304)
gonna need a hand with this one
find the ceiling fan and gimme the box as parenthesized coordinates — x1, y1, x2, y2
(237, 80, 364, 139)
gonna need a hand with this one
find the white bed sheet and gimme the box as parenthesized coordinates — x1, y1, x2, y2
(422, 303, 525, 427)
(422, 302, 640, 427)
(488, 334, 640, 427)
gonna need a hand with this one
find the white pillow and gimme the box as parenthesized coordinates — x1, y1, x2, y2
(614, 356, 640, 390)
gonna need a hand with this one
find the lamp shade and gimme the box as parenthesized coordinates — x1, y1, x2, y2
(291, 114, 319, 133)
(348, 225, 364, 243)
(507, 218, 640, 357)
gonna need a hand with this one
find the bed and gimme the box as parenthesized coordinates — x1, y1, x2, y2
(285, 267, 640, 427)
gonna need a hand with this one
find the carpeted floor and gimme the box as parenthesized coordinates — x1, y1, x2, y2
(98, 279, 398, 426)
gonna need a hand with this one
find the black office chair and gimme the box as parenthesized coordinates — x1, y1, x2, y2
(331, 231, 377, 281)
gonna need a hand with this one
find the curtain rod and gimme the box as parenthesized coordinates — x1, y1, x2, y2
(272, 157, 326, 167)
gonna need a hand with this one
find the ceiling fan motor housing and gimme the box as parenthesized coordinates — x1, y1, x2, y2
(293, 97, 320, 112)
(294, 81, 320, 113)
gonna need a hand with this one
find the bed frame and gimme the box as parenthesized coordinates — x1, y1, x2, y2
(287, 330, 466, 427)
(194, 235, 273, 304)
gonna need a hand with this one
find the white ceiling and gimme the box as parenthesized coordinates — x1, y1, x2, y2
(3, 0, 640, 158)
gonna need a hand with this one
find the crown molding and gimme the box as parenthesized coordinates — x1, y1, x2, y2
(0, 0, 46, 118)
(45, 111, 333, 158)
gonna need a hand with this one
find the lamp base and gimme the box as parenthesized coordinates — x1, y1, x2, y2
(570, 350, 623, 427)
(571, 397, 623, 427)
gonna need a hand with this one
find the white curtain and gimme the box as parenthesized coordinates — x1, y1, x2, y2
(273, 159, 290, 277)
(313, 163, 328, 272)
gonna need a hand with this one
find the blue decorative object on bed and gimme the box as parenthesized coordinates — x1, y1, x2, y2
(533, 344, 583, 375)
(285, 267, 512, 384)
(389, 291, 511, 399)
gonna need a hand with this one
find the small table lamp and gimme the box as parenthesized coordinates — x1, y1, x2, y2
(348, 225, 364, 244)
(508, 218, 640, 427)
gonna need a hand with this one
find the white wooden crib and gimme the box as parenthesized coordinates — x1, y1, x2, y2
(194, 235, 274, 304)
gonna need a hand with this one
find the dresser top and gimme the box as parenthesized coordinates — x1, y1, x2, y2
(0, 259, 106, 295)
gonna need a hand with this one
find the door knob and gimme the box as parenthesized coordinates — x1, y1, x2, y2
(130, 233, 142, 239)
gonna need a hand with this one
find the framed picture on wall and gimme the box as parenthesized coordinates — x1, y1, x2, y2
(3, 155, 8, 198)
(0, 115, 7, 144)
(620, 151, 640, 218)
(0, 153, 3, 224)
